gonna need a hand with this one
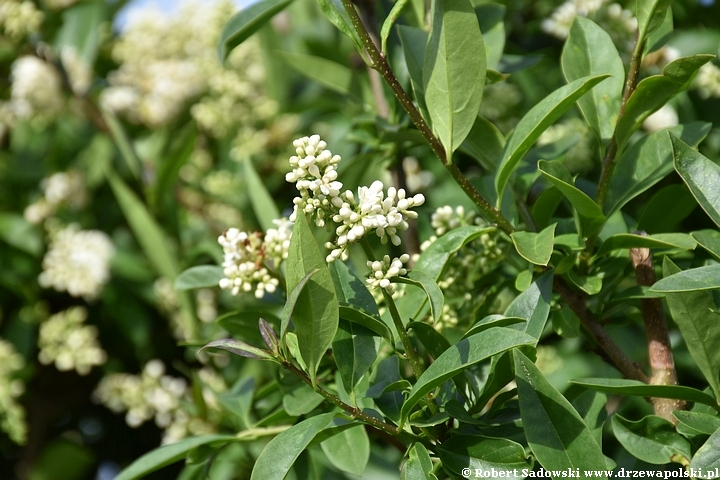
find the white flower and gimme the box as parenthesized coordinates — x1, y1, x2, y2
(0, 0, 43, 40)
(366, 254, 410, 295)
(10, 56, 63, 121)
(38, 224, 115, 298)
(695, 62, 720, 99)
(37, 307, 107, 375)
(24, 170, 89, 224)
(643, 104, 678, 133)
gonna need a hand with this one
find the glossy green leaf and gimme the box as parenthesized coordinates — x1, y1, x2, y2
(316, 0, 363, 51)
(280, 269, 319, 339)
(409, 321, 451, 359)
(605, 122, 711, 217)
(55, 1, 105, 64)
(495, 74, 609, 202)
(693, 230, 720, 261)
(400, 327, 536, 425)
(569, 378, 719, 409)
(505, 270, 554, 340)
(338, 304, 394, 346)
(201, 338, 275, 361)
(115, 435, 237, 480)
(394, 271, 444, 324)
(651, 264, 720, 292)
(645, 7, 673, 54)
(552, 305, 580, 338)
(380, 0, 409, 54)
(611, 414, 691, 465)
(216, 310, 280, 340)
(333, 320, 379, 393)
(285, 212, 339, 385)
(462, 315, 526, 340)
(402, 443, 437, 480)
(398, 25, 429, 118)
(250, 413, 334, 480)
(568, 271, 602, 295)
(514, 351, 609, 474)
(635, 0, 673, 45)
(561, 17, 624, 146)
(538, 160, 606, 237)
(281, 52, 369, 101)
(511, 224, 556, 266)
(243, 159, 280, 231)
(662, 257, 720, 401)
(554, 233, 585, 251)
(673, 133, 720, 229)
(218, 377, 255, 428)
(636, 184, 698, 233)
(596, 233, 697, 256)
(690, 428, 720, 475)
(437, 435, 530, 478)
(321, 425, 370, 476)
(217, 0, 293, 61)
(532, 187, 564, 230)
(615, 56, 713, 151)
(280, 378, 324, 416)
(423, 0, 486, 161)
(572, 390, 608, 446)
(475, 3, 505, 70)
(460, 115, 505, 171)
(673, 411, 720, 436)
(174, 265, 224, 291)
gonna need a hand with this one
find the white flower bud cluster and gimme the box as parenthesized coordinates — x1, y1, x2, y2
(9, 56, 64, 122)
(694, 62, 720, 99)
(218, 221, 293, 298)
(286, 135, 425, 262)
(366, 254, 410, 295)
(402, 157, 434, 193)
(94, 360, 218, 444)
(24, 170, 89, 224)
(37, 307, 107, 375)
(0, 339, 27, 445)
(38, 224, 115, 299)
(0, 0, 43, 41)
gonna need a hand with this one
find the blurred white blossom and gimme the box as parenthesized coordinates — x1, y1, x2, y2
(0, 339, 27, 445)
(10, 55, 64, 121)
(24, 170, 89, 224)
(543, 0, 635, 51)
(694, 62, 720, 99)
(38, 224, 115, 298)
(38, 307, 106, 375)
(0, 0, 43, 40)
(643, 104, 678, 133)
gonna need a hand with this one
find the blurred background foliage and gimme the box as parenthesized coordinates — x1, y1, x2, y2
(1, 0, 720, 478)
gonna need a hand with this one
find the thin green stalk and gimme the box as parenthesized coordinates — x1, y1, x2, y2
(340, 0, 515, 236)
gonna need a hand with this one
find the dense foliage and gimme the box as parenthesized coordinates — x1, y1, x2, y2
(2, 0, 720, 478)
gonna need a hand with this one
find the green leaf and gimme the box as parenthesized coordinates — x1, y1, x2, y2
(514, 351, 609, 475)
(462, 315, 526, 340)
(568, 271, 602, 295)
(218, 378, 255, 428)
(280, 269, 319, 339)
(321, 425, 370, 476)
(552, 305, 580, 339)
(55, 1, 105, 64)
(409, 321, 451, 359)
(115, 435, 237, 480)
(281, 52, 368, 100)
(651, 264, 720, 292)
(217, 0, 294, 62)
(662, 257, 720, 401)
(285, 212, 339, 385)
(596, 233, 697, 257)
(475, 3, 506, 70)
(561, 17, 624, 146)
(280, 379, 324, 416)
(394, 271, 444, 324)
(423, 0, 486, 161)
(495, 74, 609, 202)
(400, 327, 536, 425)
(673, 411, 720, 436)
(636, 184, 698, 233)
(693, 230, 720, 261)
(615, 56, 713, 151)
(243, 159, 280, 231)
(611, 414, 691, 465)
(538, 161, 606, 237)
(380, 0, 410, 54)
(250, 413, 334, 480)
(338, 304, 394, 346)
(402, 443, 437, 480)
(0, 214, 42, 256)
(511, 224, 556, 266)
(107, 173, 178, 279)
(330, 261, 379, 314)
(333, 320, 379, 394)
(569, 378, 719, 409)
(572, 390, 608, 446)
(460, 115, 506, 171)
(437, 435, 530, 478)
(605, 122, 711, 217)
(316, 0, 363, 51)
(504, 270, 554, 340)
(635, 0, 673, 45)
(690, 428, 720, 476)
(398, 25, 429, 119)
(673, 133, 720, 229)
(174, 266, 224, 291)
(201, 338, 275, 361)
(532, 187, 564, 230)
